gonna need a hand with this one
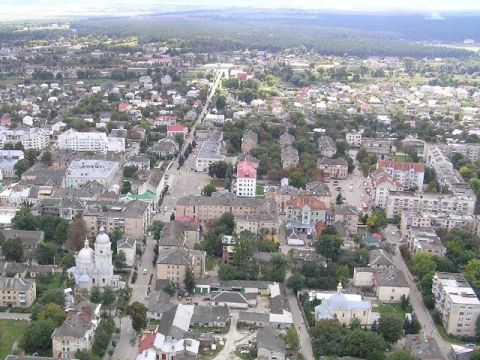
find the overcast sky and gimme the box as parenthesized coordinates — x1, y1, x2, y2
(2, 0, 480, 21)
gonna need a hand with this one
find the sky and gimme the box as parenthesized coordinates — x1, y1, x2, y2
(2, 0, 480, 21)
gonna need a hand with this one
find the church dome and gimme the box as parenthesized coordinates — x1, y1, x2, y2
(78, 239, 94, 263)
(95, 227, 110, 245)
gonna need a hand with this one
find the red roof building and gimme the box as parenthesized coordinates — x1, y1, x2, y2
(167, 125, 189, 138)
(237, 160, 257, 179)
(118, 102, 130, 112)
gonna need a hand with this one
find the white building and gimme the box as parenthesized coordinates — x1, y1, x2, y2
(0, 150, 24, 179)
(57, 129, 108, 152)
(236, 161, 257, 197)
(376, 160, 425, 191)
(65, 160, 119, 188)
(68, 228, 120, 290)
(346, 132, 363, 147)
(21, 128, 50, 150)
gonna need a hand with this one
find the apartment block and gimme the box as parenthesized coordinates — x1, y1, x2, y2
(407, 227, 446, 256)
(236, 160, 257, 198)
(376, 160, 425, 191)
(0, 277, 36, 308)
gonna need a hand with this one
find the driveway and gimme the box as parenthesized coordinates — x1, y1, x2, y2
(214, 311, 255, 360)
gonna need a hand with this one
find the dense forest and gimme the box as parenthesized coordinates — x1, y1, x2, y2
(72, 16, 473, 58)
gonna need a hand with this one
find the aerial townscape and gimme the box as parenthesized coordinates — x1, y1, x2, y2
(3, 2, 480, 360)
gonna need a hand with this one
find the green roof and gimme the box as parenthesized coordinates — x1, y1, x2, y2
(361, 235, 380, 245)
(125, 191, 156, 201)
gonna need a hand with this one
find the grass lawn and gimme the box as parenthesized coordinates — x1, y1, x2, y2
(375, 303, 407, 318)
(435, 323, 467, 345)
(256, 184, 265, 198)
(394, 155, 412, 162)
(0, 319, 28, 359)
(198, 342, 225, 360)
(206, 256, 216, 271)
(36, 273, 65, 298)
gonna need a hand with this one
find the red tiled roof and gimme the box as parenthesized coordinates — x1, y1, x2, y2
(287, 196, 328, 210)
(138, 333, 156, 353)
(167, 125, 188, 132)
(237, 161, 257, 178)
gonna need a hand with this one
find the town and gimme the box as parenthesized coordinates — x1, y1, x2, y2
(1, 8, 480, 360)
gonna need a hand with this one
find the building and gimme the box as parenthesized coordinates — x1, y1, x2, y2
(57, 129, 108, 152)
(407, 227, 446, 256)
(376, 160, 425, 191)
(65, 160, 119, 188)
(20, 128, 50, 150)
(317, 135, 337, 158)
(314, 282, 379, 326)
(265, 183, 332, 214)
(151, 138, 179, 158)
(317, 157, 348, 179)
(346, 131, 363, 147)
(432, 272, 480, 337)
(405, 335, 442, 360)
(362, 138, 393, 160)
(334, 204, 359, 235)
(175, 194, 277, 226)
(281, 146, 299, 169)
(83, 200, 151, 240)
(236, 160, 257, 197)
(0, 277, 36, 308)
(166, 125, 188, 139)
(0, 150, 24, 179)
(195, 131, 225, 172)
(373, 173, 403, 208)
(257, 327, 286, 360)
(67, 228, 120, 290)
(286, 196, 329, 236)
(279, 132, 295, 147)
(241, 129, 258, 154)
(117, 236, 137, 267)
(0, 229, 45, 262)
(156, 248, 206, 288)
(400, 211, 477, 236)
(52, 302, 101, 360)
(385, 191, 475, 219)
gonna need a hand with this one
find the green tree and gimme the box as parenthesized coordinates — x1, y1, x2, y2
(37, 242, 60, 264)
(202, 183, 217, 196)
(102, 287, 116, 306)
(40, 150, 52, 166)
(54, 220, 70, 244)
(284, 326, 300, 353)
(218, 265, 238, 281)
(14, 158, 31, 177)
(336, 192, 344, 205)
(2, 237, 24, 262)
(316, 234, 343, 261)
(233, 233, 259, 280)
(121, 180, 132, 194)
(344, 329, 387, 360)
(410, 253, 436, 280)
(148, 220, 164, 240)
(39, 289, 65, 307)
(175, 133, 185, 149)
(378, 313, 404, 344)
(113, 251, 127, 269)
(184, 266, 196, 293)
(388, 350, 418, 360)
(20, 319, 56, 354)
(61, 253, 75, 269)
(471, 350, 480, 360)
(335, 264, 350, 284)
(367, 210, 388, 232)
(286, 272, 305, 292)
(208, 161, 230, 178)
(464, 259, 480, 291)
(90, 287, 102, 304)
(126, 301, 148, 332)
(263, 253, 291, 282)
(74, 350, 94, 360)
(217, 212, 235, 235)
(216, 95, 226, 110)
(12, 206, 36, 230)
(38, 303, 67, 326)
(123, 165, 138, 178)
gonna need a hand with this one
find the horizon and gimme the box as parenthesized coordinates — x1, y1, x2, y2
(2, 0, 480, 22)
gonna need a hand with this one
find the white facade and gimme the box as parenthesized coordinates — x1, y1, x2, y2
(346, 132, 362, 147)
(65, 160, 119, 188)
(57, 129, 108, 152)
(236, 177, 256, 197)
(21, 128, 50, 150)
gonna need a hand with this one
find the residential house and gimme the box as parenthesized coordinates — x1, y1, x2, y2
(0, 277, 36, 308)
(286, 196, 329, 236)
(317, 135, 337, 158)
(156, 248, 206, 288)
(236, 160, 257, 198)
(407, 227, 446, 257)
(317, 157, 348, 179)
(333, 204, 359, 235)
(167, 125, 188, 139)
(117, 236, 137, 267)
(376, 160, 425, 191)
(241, 130, 258, 154)
(151, 138, 179, 158)
(281, 146, 299, 169)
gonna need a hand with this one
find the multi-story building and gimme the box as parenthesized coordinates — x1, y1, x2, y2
(317, 135, 337, 158)
(376, 160, 425, 191)
(57, 129, 108, 152)
(407, 227, 446, 256)
(385, 191, 475, 219)
(52, 302, 101, 360)
(236, 160, 257, 197)
(281, 145, 299, 169)
(0, 277, 36, 308)
(166, 124, 188, 139)
(83, 200, 151, 240)
(432, 272, 480, 337)
(241, 129, 258, 154)
(286, 196, 329, 236)
(156, 248, 206, 288)
(20, 128, 50, 150)
(317, 157, 348, 179)
(447, 143, 480, 162)
(334, 204, 359, 235)
(346, 132, 362, 147)
(64, 160, 119, 188)
(195, 131, 225, 172)
(175, 194, 277, 227)
(373, 174, 403, 208)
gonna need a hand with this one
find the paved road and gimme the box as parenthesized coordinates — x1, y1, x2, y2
(112, 317, 137, 360)
(391, 245, 452, 358)
(0, 312, 30, 320)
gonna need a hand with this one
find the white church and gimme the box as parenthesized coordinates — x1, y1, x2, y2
(68, 227, 121, 290)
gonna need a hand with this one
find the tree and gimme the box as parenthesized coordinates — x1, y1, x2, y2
(284, 326, 300, 353)
(218, 265, 239, 281)
(464, 259, 480, 291)
(471, 350, 480, 360)
(102, 287, 116, 306)
(12, 206, 36, 230)
(216, 95, 226, 110)
(316, 234, 343, 261)
(61, 253, 75, 269)
(202, 183, 217, 196)
(39, 289, 65, 307)
(367, 210, 388, 232)
(344, 329, 386, 360)
(208, 161, 230, 178)
(335, 264, 350, 284)
(41, 150, 52, 166)
(54, 220, 70, 244)
(123, 165, 138, 178)
(233, 232, 259, 280)
(378, 313, 403, 344)
(121, 180, 132, 194)
(36, 242, 59, 264)
(38, 303, 67, 326)
(66, 216, 87, 251)
(336, 192, 344, 205)
(2, 237, 23, 262)
(184, 266, 196, 293)
(126, 301, 148, 332)
(389, 350, 418, 360)
(90, 287, 102, 304)
(14, 158, 31, 177)
(410, 253, 436, 280)
(217, 212, 235, 235)
(148, 220, 164, 240)
(175, 133, 185, 149)
(263, 253, 291, 282)
(286, 272, 305, 293)
(20, 319, 56, 354)
(164, 281, 176, 297)
(75, 350, 94, 360)
(113, 251, 127, 269)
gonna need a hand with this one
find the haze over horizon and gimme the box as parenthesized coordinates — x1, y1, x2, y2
(2, 0, 480, 21)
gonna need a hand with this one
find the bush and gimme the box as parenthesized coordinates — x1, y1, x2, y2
(92, 318, 115, 357)
(131, 271, 138, 284)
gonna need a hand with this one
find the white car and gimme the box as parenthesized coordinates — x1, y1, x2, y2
(143, 269, 147, 275)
